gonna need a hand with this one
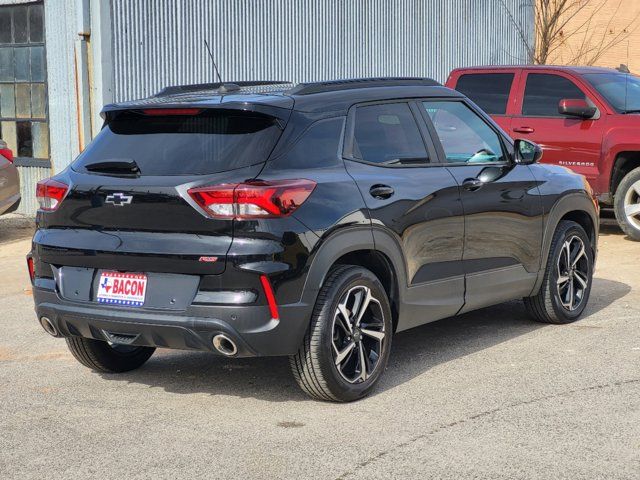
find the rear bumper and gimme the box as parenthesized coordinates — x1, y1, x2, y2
(33, 281, 312, 357)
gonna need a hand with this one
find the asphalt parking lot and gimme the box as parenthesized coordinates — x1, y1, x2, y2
(0, 215, 638, 480)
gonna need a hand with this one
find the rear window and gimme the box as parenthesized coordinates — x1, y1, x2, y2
(455, 73, 514, 115)
(73, 109, 283, 175)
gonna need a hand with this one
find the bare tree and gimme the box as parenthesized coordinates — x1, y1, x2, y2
(499, 0, 639, 65)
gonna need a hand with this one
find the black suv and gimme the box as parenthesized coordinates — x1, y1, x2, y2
(29, 78, 598, 401)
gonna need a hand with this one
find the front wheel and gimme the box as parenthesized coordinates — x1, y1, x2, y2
(290, 265, 392, 402)
(614, 166, 640, 241)
(66, 337, 155, 373)
(524, 220, 593, 324)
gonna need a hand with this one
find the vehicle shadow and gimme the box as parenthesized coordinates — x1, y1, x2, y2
(598, 215, 639, 242)
(99, 276, 630, 402)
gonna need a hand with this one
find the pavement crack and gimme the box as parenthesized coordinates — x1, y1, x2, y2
(333, 378, 640, 480)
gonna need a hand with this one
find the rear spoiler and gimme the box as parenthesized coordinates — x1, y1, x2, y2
(100, 99, 294, 123)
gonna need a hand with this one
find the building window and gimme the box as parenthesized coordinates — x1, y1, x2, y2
(0, 2, 49, 167)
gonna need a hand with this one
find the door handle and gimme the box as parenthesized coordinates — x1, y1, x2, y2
(369, 184, 394, 199)
(462, 178, 483, 191)
(513, 126, 535, 134)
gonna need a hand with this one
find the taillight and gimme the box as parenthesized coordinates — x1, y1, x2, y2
(188, 179, 316, 219)
(27, 256, 35, 283)
(0, 147, 13, 163)
(36, 178, 69, 211)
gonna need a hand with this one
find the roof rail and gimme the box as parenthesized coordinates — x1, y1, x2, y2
(287, 77, 441, 95)
(155, 80, 291, 97)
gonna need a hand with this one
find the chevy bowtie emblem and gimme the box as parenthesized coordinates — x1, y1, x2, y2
(105, 193, 133, 206)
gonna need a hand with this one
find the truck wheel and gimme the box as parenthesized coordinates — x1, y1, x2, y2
(524, 220, 593, 324)
(290, 265, 392, 402)
(614, 167, 640, 241)
(66, 337, 155, 373)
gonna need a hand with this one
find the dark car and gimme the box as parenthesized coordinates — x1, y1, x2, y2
(29, 78, 598, 401)
(0, 139, 20, 216)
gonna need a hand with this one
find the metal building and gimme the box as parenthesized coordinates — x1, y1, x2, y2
(0, 0, 534, 214)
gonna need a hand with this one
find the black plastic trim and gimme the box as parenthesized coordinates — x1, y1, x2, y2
(289, 77, 441, 95)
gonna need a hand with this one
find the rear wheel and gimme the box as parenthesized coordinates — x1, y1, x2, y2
(290, 265, 392, 402)
(66, 337, 155, 373)
(614, 167, 640, 241)
(524, 220, 593, 324)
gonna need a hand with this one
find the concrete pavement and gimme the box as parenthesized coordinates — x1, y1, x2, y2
(0, 219, 638, 479)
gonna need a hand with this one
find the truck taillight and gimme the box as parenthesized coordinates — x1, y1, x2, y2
(188, 179, 316, 219)
(36, 179, 69, 211)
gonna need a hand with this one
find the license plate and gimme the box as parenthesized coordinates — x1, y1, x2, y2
(97, 272, 147, 307)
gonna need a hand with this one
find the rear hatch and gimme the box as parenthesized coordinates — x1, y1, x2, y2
(35, 106, 289, 283)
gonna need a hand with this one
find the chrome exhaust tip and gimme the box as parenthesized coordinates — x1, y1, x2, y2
(212, 334, 238, 356)
(40, 317, 59, 337)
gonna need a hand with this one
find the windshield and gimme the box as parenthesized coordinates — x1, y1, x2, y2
(73, 109, 283, 176)
(583, 73, 640, 113)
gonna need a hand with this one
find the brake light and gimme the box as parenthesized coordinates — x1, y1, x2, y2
(0, 147, 13, 163)
(36, 179, 69, 211)
(188, 179, 316, 219)
(142, 108, 202, 116)
(27, 256, 35, 283)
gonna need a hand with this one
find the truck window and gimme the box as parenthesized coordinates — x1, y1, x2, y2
(455, 73, 514, 115)
(522, 74, 586, 117)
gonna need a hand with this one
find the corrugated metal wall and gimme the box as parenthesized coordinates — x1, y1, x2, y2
(110, 0, 533, 101)
(15, 165, 51, 215)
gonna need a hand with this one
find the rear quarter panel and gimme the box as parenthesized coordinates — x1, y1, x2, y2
(233, 114, 372, 306)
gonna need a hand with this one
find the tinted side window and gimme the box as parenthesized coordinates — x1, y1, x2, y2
(422, 101, 505, 164)
(352, 103, 428, 165)
(277, 117, 344, 169)
(522, 73, 586, 117)
(455, 73, 514, 115)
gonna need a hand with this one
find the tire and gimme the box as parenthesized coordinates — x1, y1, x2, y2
(614, 167, 640, 241)
(290, 265, 393, 402)
(66, 337, 155, 373)
(524, 220, 593, 324)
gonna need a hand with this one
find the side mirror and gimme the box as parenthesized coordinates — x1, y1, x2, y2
(514, 139, 543, 165)
(558, 98, 597, 119)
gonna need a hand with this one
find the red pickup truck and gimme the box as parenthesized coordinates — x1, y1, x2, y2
(446, 65, 640, 240)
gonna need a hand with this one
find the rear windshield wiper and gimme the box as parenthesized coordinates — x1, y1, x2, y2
(84, 159, 141, 176)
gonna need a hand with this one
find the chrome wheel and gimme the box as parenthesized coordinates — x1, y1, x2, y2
(623, 180, 640, 230)
(556, 235, 590, 311)
(331, 285, 386, 384)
